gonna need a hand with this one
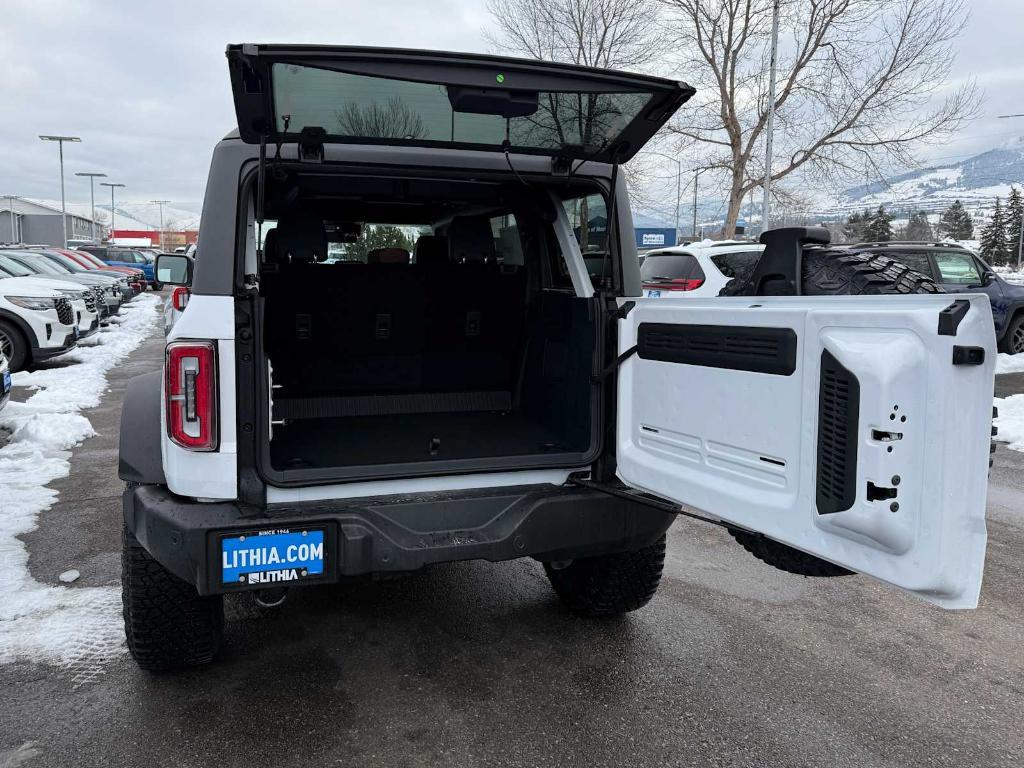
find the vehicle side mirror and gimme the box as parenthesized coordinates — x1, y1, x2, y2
(983, 271, 997, 286)
(156, 254, 193, 286)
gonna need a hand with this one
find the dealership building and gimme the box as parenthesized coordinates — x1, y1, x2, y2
(0, 196, 105, 246)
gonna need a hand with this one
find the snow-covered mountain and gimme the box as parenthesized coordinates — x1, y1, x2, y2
(833, 136, 1024, 221)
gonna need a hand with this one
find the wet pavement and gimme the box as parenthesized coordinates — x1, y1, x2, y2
(1, 318, 1023, 768)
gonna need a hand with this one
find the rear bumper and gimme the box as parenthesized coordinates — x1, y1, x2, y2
(124, 483, 675, 596)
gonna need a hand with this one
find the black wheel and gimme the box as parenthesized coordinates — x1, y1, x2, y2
(122, 525, 223, 671)
(999, 313, 1024, 355)
(720, 249, 940, 576)
(151, 281, 163, 291)
(728, 529, 852, 577)
(544, 536, 666, 618)
(0, 319, 28, 371)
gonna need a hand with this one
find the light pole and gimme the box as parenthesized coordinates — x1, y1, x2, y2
(761, 0, 781, 233)
(75, 172, 106, 242)
(38, 135, 81, 248)
(100, 182, 125, 242)
(693, 168, 703, 239)
(150, 200, 170, 250)
(4, 195, 16, 242)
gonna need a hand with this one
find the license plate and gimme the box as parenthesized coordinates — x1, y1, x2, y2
(646, 289, 662, 298)
(1, 371, 10, 393)
(220, 527, 325, 586)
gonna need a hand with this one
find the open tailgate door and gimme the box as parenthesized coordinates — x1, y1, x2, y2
(616, 294, 995, 608)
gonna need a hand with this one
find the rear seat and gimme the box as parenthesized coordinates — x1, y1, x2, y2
(264, 212, 525, 404)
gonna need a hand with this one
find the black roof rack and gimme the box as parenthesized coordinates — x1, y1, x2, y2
(851, 240, 969, 249)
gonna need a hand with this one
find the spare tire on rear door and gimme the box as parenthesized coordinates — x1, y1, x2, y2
(719, 248, 943, 577)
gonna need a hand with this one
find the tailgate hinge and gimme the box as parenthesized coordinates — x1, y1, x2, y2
(608, 300, 635, 320)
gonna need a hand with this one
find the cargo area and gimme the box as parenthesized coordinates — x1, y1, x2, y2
(255, 173, 605, 482)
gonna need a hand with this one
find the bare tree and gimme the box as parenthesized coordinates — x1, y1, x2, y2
(336, 98, 427, 140)
(486, 0, 662, 245)
(660, 0, 979, 236)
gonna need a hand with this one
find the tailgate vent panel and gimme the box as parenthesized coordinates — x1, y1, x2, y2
(816, 350, 859, 514)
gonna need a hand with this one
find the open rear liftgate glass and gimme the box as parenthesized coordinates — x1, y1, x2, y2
(615, 294, 994, 609)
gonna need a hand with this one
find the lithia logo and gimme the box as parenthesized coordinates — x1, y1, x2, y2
(239, 569, 306, 584)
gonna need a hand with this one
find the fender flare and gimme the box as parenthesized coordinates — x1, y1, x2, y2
(118, 371, 166, 485)
(0, 308, 40, 350)
(997, 300, 1024, 341)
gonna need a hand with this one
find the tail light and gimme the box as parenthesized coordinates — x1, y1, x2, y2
(643, 278, 705, 291)
(166, 340, 218, 451)
(171, 286, 190, 312)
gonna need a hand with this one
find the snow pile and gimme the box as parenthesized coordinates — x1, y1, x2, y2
(996, 353, 1024, 375)
(0, 294, 159, 671)
(994, 394, 1024, 453)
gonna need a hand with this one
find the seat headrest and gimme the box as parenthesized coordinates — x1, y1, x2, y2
(367, 247, 410, 265)
(414, 235, 449, 267)
(448, 217, 495, 264)
(275, 210, 328, 264)
(262, 227, 280, 264)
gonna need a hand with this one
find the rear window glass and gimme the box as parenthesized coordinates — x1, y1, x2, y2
(273, 65, 651, 154)
(884, 250, 934, 277)
(640, 254, 697, 281)
(710, 251, 761, 278)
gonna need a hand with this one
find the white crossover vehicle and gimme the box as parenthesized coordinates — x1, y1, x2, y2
(0, 275, 82, 370)
(641, 240, 766, 298)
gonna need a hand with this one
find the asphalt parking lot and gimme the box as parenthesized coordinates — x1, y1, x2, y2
(1, 309, 1023, 768)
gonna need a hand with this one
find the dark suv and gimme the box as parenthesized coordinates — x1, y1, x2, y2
(850, 241, 1024, 354)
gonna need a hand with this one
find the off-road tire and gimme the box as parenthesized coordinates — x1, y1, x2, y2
(544, 536, 666, 618)
(122, 525, 223, 671)
(728, 529, 852, 577)
(720, 249, 941, 577)
(998, 313, 1024, 355)
(151, 281, 163, 292)
(0, 319, 28, 371)
(720, 250, 943, 297)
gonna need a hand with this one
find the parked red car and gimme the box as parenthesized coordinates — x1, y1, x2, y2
(59, 249, 148, 293)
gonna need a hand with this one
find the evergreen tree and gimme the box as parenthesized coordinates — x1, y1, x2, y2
(1006, 186, 1023, 265)
(938, 200, 973, 240)
(842, 208, 872, 242)
(343, 225, 415, 262)
(862, 205, 893, 242)
(905, 210, 933, 241)
(980, 199, 1010, 265)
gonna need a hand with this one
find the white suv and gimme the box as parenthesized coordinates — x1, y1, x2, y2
(641, 240, 765, 297)
(118, 45, 995, 672)
(0, 275, 83, 370)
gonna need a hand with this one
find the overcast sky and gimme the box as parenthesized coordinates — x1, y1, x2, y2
(2, 0, 1022, 211)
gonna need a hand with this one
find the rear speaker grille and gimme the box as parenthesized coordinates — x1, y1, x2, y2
(817, 350, 859, 514)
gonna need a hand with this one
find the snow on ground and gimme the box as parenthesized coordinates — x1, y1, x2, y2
(995, 394, 1024, 453)
(997, 353, 1024, 375)
(0, 294, 159, 674)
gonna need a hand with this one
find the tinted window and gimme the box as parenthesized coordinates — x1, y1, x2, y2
(640, 254, 696, 281)
(884, 250, 934, 278)
(273, 65, 654, 155)
(0, 254, 34, 276)
(710, 251, 761, 278)
(934, 251, 980, 284)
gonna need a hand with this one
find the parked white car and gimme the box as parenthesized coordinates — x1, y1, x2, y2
(0, 275, 83, 370)
(640, 240, 765, 298)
